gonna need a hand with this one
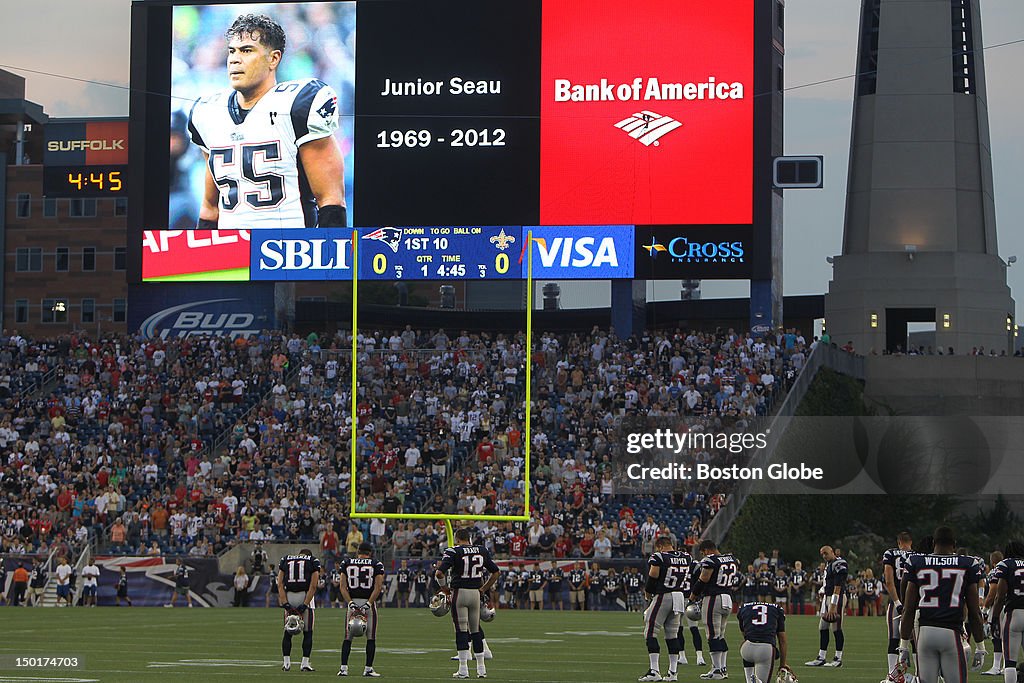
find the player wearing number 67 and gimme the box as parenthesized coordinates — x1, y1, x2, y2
(436, 527, 501, 679)
(898, 526, 987, 683)
(736, 601, 795, 683)
(637, 536, 693, 682)
(688, 539, 742, 680)
(337, 542, 385, 677)
(188, 14, 348, 231)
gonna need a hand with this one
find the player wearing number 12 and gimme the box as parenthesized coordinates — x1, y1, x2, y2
(689, 539, 741, 680)
(638, 536, 693, 682)
(436, 527, 501, 679)
(337, 542, 385, 677)
(188, 14, 348, 231)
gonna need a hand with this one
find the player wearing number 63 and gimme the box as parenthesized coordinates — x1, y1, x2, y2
(689, 539, 742, 680)
(736, 601, 795, 683)
(188, 14, 347, 231)
(277, 548, 322, 672)
(637, 536, 693, 682)
(337, 542, 385, 677)
(436, 527, 501, 679)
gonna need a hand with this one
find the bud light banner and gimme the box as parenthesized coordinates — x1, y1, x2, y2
(633, 225, 752, 279)
(129, 283, 275, 339)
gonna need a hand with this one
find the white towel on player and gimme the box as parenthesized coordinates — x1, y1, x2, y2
(672, 592, 687, 613)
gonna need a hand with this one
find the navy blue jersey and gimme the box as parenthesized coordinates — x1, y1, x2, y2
(568, 568, 587, 588)
(547, 568, 565, 589)
(823, 557, 848, 593)
(756, 570, 773, 592)
(647, 550, 694, 595)
(906, 553, 983, 629)
(863, 578, 879, 597)
(30, 567, 47, 588)
(116, 573, 128, 593)
(624, 572, 644, 593)
(339, 557, 385, 599)
(174, 564, 191, 587)
(438, 545, 499, 589)
(278, 553, 322, 593)
(737, 602, 786, 644)
(790, 570, 807, 590)
(396, 568, 412, 589)
(526, 570, 545, 590)
(994, 558, 1024, 612)
(697, 553, 741, 596)
(773, 576, 789, 595)
(882, 547, 912, 595)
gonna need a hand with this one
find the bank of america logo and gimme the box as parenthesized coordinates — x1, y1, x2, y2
(614, 110, 682, 146)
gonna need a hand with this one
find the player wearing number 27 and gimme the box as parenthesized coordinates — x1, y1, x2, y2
(436, 527, 501, 679)
(638, 536, 693, 682)
(337, 542, 385, 677)
(188, 14, 347, 231)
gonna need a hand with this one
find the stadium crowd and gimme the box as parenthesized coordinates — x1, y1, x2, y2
(0, 325, 811, 568)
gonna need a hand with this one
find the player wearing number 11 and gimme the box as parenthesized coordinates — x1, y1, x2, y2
(188, 14, 348, 231)
(278, 548, 322, 672)
(436, 527, 501, 679)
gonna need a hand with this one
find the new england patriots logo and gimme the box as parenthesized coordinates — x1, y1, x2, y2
(364, 227, 403, 253)
(317, 96, 337, 121)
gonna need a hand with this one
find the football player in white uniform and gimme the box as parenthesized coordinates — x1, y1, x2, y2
(188, 14, 347, 231)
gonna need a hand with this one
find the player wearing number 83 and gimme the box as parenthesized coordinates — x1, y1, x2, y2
(898, 526, 987, 683)
(436, 527, 501, 679)
(638, 536, 693, 682)
(188, 14, 347, 231)
(338, 542, 385, 677)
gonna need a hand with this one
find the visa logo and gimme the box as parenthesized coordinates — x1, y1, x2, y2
(533, 237, 619, 268)
(258, 239, 352, 270)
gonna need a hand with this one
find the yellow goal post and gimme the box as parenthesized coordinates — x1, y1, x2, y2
(348, 229, 534, 546)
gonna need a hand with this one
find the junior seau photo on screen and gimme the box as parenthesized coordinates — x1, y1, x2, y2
(171, 5, 355, 229)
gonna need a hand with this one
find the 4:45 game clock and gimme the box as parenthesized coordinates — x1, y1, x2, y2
(43, 165, 128, 198)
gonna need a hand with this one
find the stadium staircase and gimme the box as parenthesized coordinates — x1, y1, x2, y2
(701, 344, 865, 543)
(37, 543, 91, 608)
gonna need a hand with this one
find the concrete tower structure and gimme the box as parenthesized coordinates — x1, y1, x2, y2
(825, 0, 1014, 354)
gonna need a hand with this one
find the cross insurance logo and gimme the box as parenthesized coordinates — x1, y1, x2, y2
(614, 111, 682, 147)
(540, 0, 753, 226)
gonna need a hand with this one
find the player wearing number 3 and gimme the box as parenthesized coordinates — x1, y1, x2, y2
(638, 536, 694, 682)
(338, 542, 385, 677)
(736, 600, 794, 683)
(436, 527, 501, 679)
(689, 539, 742, 680)
(188, 14, 348, 231)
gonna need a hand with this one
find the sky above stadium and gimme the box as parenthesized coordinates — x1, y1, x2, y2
(5, 0, 1024, 313)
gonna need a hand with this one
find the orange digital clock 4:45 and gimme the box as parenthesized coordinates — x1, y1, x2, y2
(42, 164, 128, 197)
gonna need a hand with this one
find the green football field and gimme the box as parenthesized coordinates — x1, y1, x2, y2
(0, 608, 997, 682)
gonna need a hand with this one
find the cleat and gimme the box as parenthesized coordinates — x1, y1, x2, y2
(477, 672, 487, 678)
(301, 664, 315, 672)
(363, 668, 381, 677)
(699, 670, 727, 680)
(805, 658, 826, 667)
(638, 670, 663, 682)
(283, 663, 291, 671)
(696, 655, 707, 667)
(824, 658, 842, 668)
(664, 672, 678, 681)
(451, 656, 460, 661)
(981, 669, 1003, 676)
(337, 667, 348, 676)
(453, 672, 469, 679)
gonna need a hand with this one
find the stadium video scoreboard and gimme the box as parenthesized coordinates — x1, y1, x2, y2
(128, 0, 776, 283)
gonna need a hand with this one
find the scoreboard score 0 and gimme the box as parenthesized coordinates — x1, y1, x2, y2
(360, 226, 520, 281)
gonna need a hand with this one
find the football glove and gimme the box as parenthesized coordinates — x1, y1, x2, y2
(970, 646, 986, 672)
(296, 604, 307, 613)
(897, 640, 912, 669)
(281, 602, 293, 611)
(317, 205, 347, 228)
(894, 601, 903, 616)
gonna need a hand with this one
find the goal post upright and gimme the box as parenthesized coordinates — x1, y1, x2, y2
(348, 228, 533, 544)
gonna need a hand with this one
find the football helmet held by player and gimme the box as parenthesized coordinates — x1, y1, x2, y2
(776, 667, 799, 683)
(480, 596, 495, 622)
(684, 601, 702, 621)
(430, 592, 450, 617)
(284, 613, 304, 635)
(347, 605, 368, 638)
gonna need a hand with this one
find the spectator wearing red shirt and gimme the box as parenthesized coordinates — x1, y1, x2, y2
(554, 534, 572, 558)
(476, 436, 495, 464)
(578, 530, 595, 558)
(509, 531, 527, 557)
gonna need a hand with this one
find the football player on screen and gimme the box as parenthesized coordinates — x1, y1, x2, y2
(898, 526, 987, 683)
(278, 547, 322, 672)
(338, 542, 384, 677)
(188, 14, 347, 231)
(436, 527, 501, 679)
